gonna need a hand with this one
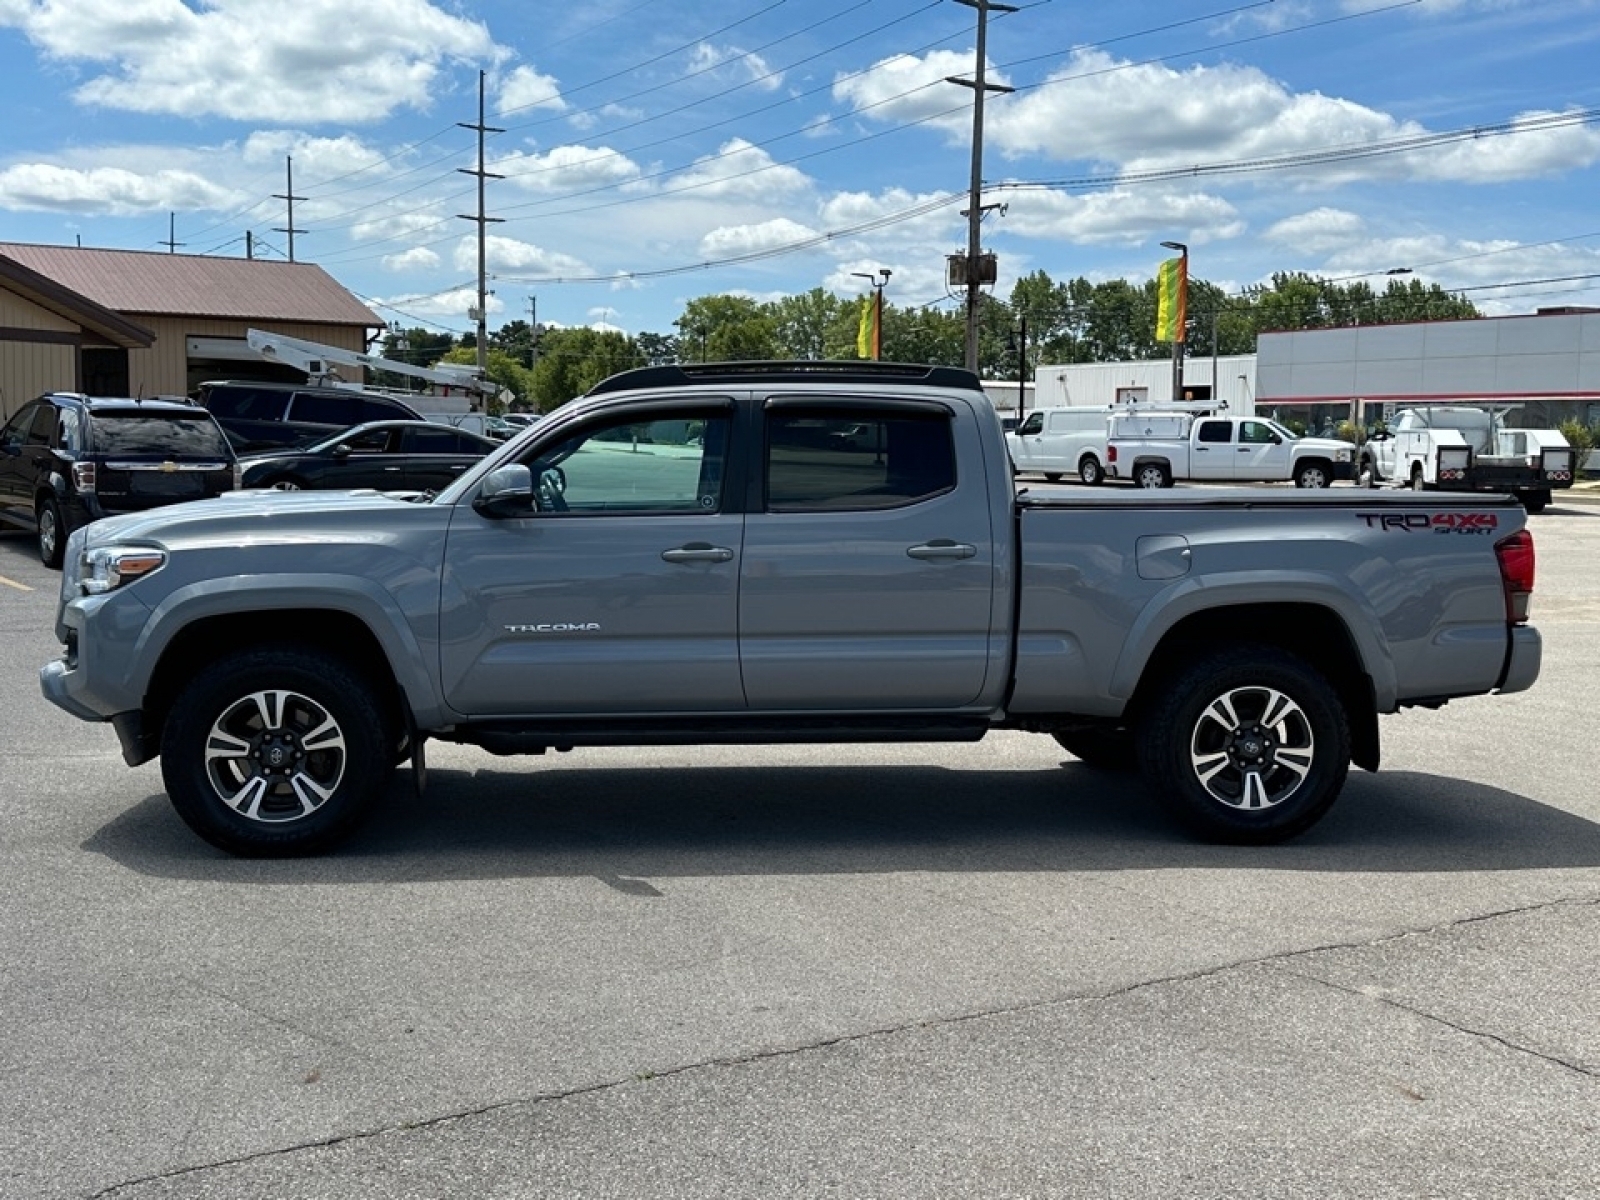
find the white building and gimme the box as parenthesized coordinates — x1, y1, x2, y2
(1032, 354, 1257, 414)
(1030, 309, 1600, 436)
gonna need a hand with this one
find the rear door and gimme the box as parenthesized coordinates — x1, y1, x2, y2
(0, 403, 50, 523)
(1190, 419, 1235, 480)
(440, 399, 745, 716)
(738, 396, 999, 710)
(397, 425, 490, 491)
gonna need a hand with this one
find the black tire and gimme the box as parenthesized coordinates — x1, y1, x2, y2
(36, 495, 66, 569)
(1136, 646, 1350, 844)
(1044, 472, 1064, 482)
(1520, 489, 1550, 514)
(1293, 460, 1332, 489)
(1358, 455, 1381, 488)
(160, 646, 394, 856)
(265, 476, 305, 491)
(1054, 728, 1136, 771)
(1410, 464, 1428, 492)
(1134, 462, 1172, 489)
(1078, 456, 1105, 486)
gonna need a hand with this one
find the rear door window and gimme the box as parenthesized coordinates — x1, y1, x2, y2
(289, 392, 364, 427)
(358, 395, 419, 423)
(765, 406, 955, 511)
(203, 386, 289, 420)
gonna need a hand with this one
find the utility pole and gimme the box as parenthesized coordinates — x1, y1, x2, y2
(527, 295, 539, 368)
(948, 0, 1016, 372)
(160, 213, 184, 254)
(273, 156, 306, 262)
(458, 70, 505, 379)
(245, 230, 254, 260)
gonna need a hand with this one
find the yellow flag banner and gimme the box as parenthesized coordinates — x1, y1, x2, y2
(1155, 255, 1187, 343)
(856, 294, 878, 359)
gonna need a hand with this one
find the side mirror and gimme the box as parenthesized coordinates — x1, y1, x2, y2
(332, 444, 352, 458)
(472, 464, 534, 518)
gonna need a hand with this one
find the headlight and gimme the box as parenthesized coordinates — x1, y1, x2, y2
(1335, 449, 1351, 462)
(80, 546, 167, 595)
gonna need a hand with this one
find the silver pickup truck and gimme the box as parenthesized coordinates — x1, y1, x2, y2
(41, 362, 1542, 855)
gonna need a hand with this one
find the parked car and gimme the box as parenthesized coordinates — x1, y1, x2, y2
(238, 420, 499, 493)
(1358, 406, 1576, 512)
(0, 392, 237, 567)
(197, 380, 426, 452)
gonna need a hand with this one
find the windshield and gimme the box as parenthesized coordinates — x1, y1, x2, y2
(1264, 419, 1299, 441)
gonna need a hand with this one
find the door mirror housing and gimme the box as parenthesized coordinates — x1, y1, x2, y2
(472, 464, 534, 517)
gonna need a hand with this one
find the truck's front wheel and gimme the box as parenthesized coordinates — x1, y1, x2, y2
(1293, 460, 1332, 489)
(160, 647, 394, 856)
(1137, 646, 1350, 844)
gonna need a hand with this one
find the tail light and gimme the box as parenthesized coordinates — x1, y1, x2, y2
(71, 461, 97, 491)
(1541, 447, 1574, 482)
(1436, 446, 1471, 483)
(1494, 529, 1535, 624)
(1107, 444, 1119, 464)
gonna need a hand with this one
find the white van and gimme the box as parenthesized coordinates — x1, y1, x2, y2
(1006, 407, 1114, 484)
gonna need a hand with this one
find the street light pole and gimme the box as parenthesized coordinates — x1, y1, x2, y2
(1160, 240, 1188, 403)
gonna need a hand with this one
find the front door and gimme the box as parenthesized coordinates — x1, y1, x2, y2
(739, 399, 999, 710)
(1231, 419, 1291, 480)
(439, 403, 745, 716)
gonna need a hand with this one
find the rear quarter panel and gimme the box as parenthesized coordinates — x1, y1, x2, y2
(1007, 489, 1523, 716)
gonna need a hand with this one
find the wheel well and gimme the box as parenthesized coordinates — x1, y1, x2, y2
(1124, 602, 1380, 770)
(143, 610, 407, 748)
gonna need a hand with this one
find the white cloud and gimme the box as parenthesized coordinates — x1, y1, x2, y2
(497, 64, 564, 115)
(688, 42, 782, 92)
(494, 144, 642, 194)
(1264, 208, 1369, 254)
(672, 139, 811, 200)
(0, 0, 501, 122)
(382, 246, 440, 271)
(456, 234, 591, 278)
(0, 162, 238, 215)
(699, 218, 817, 258)
(997, 187, 1247, 247)
(832, 51, 998, 133)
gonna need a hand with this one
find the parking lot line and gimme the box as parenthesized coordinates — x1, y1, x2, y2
(0, 574, 33, 591)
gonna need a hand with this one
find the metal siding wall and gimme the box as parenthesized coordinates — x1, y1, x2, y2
(0, 291, 78, 331)
(1, 343, 76, 420)
(123, 318, 373, 396)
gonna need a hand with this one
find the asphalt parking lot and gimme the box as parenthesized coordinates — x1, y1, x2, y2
(1, 491, 1598, 1199)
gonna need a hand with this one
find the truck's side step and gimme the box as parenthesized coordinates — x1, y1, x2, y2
(437, 714, 994, 755)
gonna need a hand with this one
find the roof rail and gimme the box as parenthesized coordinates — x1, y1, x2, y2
(585, 360, 985, 396)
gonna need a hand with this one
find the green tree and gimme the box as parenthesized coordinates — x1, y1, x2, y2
(674, 295, 778, 361)
(770, 288, 845, 360)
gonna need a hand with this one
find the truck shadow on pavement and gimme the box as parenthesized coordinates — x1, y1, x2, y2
(85, 761, 1600, 883)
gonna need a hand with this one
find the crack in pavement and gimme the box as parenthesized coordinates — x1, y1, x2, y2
(86, 891, 1600, 1197)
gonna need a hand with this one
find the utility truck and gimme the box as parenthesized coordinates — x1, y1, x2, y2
(1106, 413, 1357, 489)
(41, 361, 1541, 856)
(1358, 405, 1576, 513)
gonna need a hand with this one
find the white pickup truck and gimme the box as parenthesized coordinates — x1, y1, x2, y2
(1359, 406, 1576, 513)
(1107, 413, 1358, 489)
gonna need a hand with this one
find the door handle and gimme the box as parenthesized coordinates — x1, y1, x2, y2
(662, 543, 734, 563)
(907, 539, 976, 560)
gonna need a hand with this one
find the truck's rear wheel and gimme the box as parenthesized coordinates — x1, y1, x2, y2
(1134, 462, 1172, 489)
(1520, 489, 1550, 514)
(1410, 465, 1429, 492)
(1136, 646, 1350, 844)
(160, 647, 393, 856)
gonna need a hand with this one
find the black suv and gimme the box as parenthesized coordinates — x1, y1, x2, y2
(0, 393, 239, 567)
(197, 380, 426, 452)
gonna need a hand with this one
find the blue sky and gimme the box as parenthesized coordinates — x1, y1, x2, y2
(3, 0, 1599, 343)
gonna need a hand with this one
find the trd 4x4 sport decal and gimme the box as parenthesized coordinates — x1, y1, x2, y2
(1358, 512, 1500, 534)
